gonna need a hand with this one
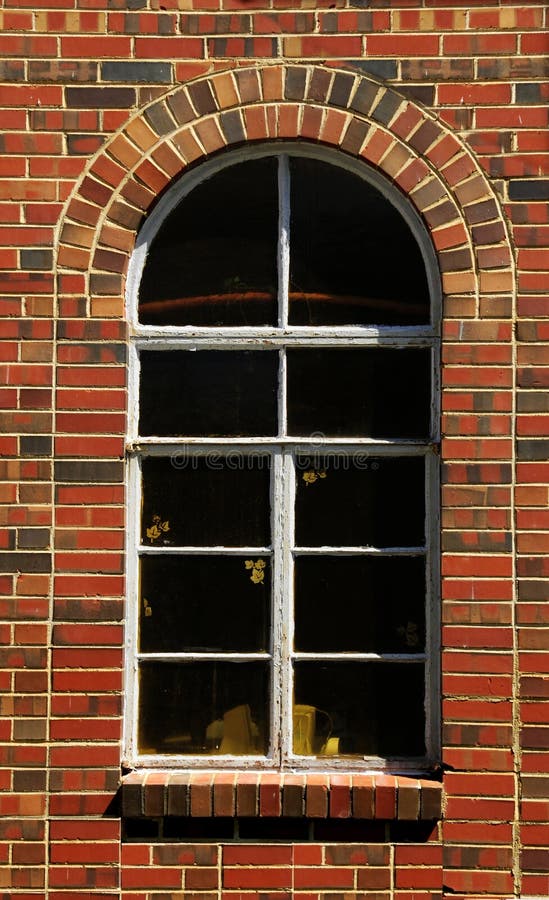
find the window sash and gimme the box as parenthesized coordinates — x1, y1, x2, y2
(126, 444, 438, 768)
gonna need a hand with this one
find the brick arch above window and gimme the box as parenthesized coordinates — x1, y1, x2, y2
(51, 63, 517, 816)
(56, 63, 515, 320)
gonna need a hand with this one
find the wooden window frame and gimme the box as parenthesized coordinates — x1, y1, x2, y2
(124, 143, 441, 773)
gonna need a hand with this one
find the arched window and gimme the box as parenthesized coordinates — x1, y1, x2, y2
(125, 144, 440, 771)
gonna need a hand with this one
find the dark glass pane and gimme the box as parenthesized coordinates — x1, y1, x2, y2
(295, 455, 425, 547)
(287, 348, 431, 439)
(294, 556, 425, 653)
(140, 555, 270, 653)
(138, 661, 269, 755)
(288, 157, 430, 326)
(293, 661, 425, 757)
(140, 350, 278, 437)
(139, 157, 278, 326)
(141, 456, 271, 547)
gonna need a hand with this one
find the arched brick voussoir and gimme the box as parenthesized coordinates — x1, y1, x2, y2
(55, 63, 513, 319)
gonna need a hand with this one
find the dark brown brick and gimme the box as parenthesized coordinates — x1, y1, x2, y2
(399, 84, 435, 106)
(422, 200, 456, 229)
(17, 529, 50, 550)
(0, 553, 51, 574)
(236, 778, 258, 817)
(0, 60, 25, 81)
(306, 67, 332, 103)
(371, 88, 402, 125)
(13, 719, 47, 741)
(235, 69, 261, 104)
(462, 197, 499, 225)
(54, 460, 124, 484)
(90, 273, 123, 296)
(471, 220, 507, 245)
(143, 781, 166, 817)
(349, 78, 379, 116)
(108, 200, 143, 231)
(144, 101, 177, 136)
(168, 90, 195, 126)
(20, 436, 52, 457)
(412, 178, 447, 210)
(13, 769, 47, 792)
(220, 109, 245, 145)
(409, 119, 442, 154)
(439, 247, 474, 272)
(521, 849, 549, 872)
(340, 118, 369, 155)
(188, 80, 218, 116)
(328, 72, 355, 108)
(213, 777, 234, 817)
(121, 780, 143, 818)
(282, 781, 304, 817)
(66, 87, 136, 109)
(521, 675, 549, 698)
(285, 66, 307, 101)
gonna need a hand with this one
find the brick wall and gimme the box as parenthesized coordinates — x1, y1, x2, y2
(1, 1, 549, 897)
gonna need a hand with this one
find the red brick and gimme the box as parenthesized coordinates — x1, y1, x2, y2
(223, 867, 292, 889)
(367, 33, 439, 56)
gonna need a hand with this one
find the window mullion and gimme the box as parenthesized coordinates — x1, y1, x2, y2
(278, 349, 287, 438)
(277, 154, 290, 330)
(271, 448, 294, 767)
(125, 453, 142, 763)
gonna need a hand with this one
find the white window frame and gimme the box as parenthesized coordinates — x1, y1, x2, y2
(124, 143, 441, 772)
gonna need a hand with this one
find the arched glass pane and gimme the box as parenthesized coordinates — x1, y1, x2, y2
(288, 157, 430, 326)
(139, 157, 278, 326)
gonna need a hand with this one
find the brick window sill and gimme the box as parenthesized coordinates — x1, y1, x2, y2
(120, 772, 443, 821)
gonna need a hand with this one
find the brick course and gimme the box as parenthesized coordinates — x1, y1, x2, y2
(1, 2, 549, 897)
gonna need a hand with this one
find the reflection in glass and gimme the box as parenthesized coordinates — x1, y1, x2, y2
(141, 456, 271, 547)
(293, 661, 425, 757)
(288, 157, 430, 326)
(139, 157, 278, 326)
(294, 556, 425, 653)
(139, 350, 278, 437)
(139, 555, 270, 653)
(287, 348, 430, 439)
(138, 661, 269, 755)
(295, 456, 425, 547)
